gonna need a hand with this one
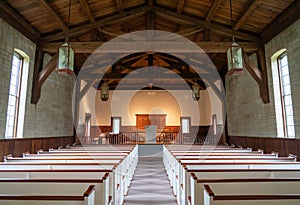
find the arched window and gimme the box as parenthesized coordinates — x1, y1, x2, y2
(5, 49, 29, 138)
(271, 49, 295, 138)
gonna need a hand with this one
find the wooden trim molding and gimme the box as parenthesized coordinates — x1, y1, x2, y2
(0, 136, 75, 161)
(229, 136, 300, 159)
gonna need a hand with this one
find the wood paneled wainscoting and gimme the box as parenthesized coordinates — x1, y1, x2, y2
(229, 136, 300, 159)
(0, 136, 75, 161)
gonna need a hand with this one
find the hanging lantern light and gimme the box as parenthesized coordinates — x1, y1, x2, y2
(57, 0, 74, 76)
(227, 0, 244, 76)
(192, 82, 200, 101)
(101, 82, 109, 101)
(57, 37, 74, 76)
(227, 41, 244, 75)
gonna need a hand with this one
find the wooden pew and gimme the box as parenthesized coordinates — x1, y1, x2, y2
(163, 145, 299, 205)
(0, 170, 112, 205)
(0, 146, 139, 205)
(189, 171, 300, 205)
(202, 179, 300, 205)
(0, 185, 95, 205)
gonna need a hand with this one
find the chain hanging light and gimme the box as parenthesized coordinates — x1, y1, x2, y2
(192, 81, 200, 101)
(101, 82, 109, 101)
(227, 0, 244, 75)
(57, 0, 74, 76)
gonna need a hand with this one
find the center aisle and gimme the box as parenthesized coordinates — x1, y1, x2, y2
(123, 156, 177, 205)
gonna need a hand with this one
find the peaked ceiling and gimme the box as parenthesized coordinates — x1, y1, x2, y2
(1, 0, 299, 95)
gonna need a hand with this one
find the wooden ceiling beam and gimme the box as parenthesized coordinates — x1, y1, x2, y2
(233, 0, 260, 30)
(243, 51, 269, 104)
(99, 27, 126, 37)
(205, 0, 224, 23)
(31, 53, 58, 104)
(146, 11, 155, 30)
(79, 0, 95, 23)
(152, 6, 261, 41)
(116, 0, 129, 32)
(40, 41, 262, 53)
(41, 5, 150, 42)
(37, 0, 67, 32)
(177, 0, 185, 14)
(88, 72, 215, 81)
(0, 1, 40, 44)
(260, 0, 300, 43)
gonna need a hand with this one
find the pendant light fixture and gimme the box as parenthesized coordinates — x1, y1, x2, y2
(192, 81, 200, 101)
(101, 82, 109, 101)
(57, 0, 74, 76)
(227, 0, 244, 75)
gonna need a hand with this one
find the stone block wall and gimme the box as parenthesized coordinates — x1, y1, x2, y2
(0, 18, 74, 138)
(226, 19, 300, 138)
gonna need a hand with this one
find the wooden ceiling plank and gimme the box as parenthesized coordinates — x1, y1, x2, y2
(205, 0, 224, 23)
(260, 0, 300, 43)
(233, 0, 260, 30)
(41, 41, 262, 53)
(0, 1, 40, 43)
(41, 5, 149, 41)
(37, 0, 67, 32)
(152, 6, 260, 41)
(79, 0, 95, 23)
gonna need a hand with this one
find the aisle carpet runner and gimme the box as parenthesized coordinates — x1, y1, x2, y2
(123, 157, 177, 205)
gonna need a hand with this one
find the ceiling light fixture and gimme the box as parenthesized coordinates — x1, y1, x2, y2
(57, 0, 74, 76)
(227, 0, 244, 76)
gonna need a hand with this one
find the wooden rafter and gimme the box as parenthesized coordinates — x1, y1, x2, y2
(116, 0, 129, 32)
(175, 26, 203, 37)
(40, 41, 263, 54)
(177, 0, 185, 14)
(41, 5, 150, 41)
(100, 27, 126, 38)
(260, 0, 300, 43)
(172, 0, 185, 32)
(79, 0, 95, 23)
(233, 0, 260, 30)
(146, 11, 155, 30)
(152, 6, 260, 41)
(37, 0, 67, 32)
(205, 0, 224, 23)
(0, 1, 40, 43)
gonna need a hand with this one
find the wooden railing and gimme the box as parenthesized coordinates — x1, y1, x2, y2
(79, 132, 220, 145)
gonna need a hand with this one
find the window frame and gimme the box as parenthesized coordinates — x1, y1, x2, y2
(180, 117, 191, 134)
(276, 52, 295, 138)
(5, 51, 24, 138)
(111, 117, 122, 134)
